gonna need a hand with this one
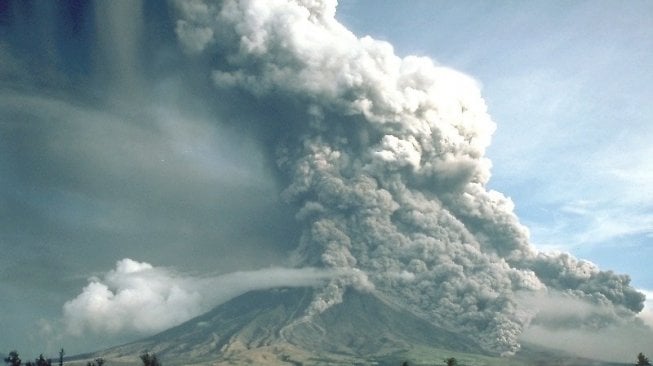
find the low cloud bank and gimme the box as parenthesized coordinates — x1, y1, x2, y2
(521, 322, 653, 362)
(518, 290, 653, 362)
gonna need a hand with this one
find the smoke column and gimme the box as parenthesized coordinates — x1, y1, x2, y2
(173, 0, 644, 354)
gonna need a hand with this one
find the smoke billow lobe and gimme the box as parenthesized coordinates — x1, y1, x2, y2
(173, 0, 645, 355)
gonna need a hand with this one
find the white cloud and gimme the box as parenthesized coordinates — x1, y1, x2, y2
(63, 259, 336, 336)
(561, 200, 653, 246)
(63, 259, 202, 335)
(516, 152, 653, 252)
(483, 39, 653, 254)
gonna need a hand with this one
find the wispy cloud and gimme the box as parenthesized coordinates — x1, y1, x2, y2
(494, 126, 653, 252)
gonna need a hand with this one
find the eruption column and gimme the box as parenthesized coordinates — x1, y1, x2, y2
(173, 0, 644, 354)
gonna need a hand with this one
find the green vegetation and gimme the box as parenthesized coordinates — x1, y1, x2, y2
(4, 352, 53, 366)
(637, 353, 651, 366)
(139, 353, 160, 366)
(3, 349, 167, 366)
(386, 346, 653, 366)
(3, 351, 21, 366)
(382, 344, 525, 366)
(86, 358, 104, 366)
(25, 354, 52, 366)
(2, 347, 650, 365)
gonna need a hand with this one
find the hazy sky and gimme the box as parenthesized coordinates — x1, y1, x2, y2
(1, 0, 651, 358)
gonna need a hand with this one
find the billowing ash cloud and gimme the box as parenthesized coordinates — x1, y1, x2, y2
(63, 259, 335, 336)
(172, 0, 645, 355)
(639, 290, 653, 328)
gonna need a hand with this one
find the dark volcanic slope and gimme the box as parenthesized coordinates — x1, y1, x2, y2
(94, 288, 315, 364)
(91, 287, 480, 365)
(285, 288, 478, 356)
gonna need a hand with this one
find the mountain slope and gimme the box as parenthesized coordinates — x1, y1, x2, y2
(73, 287, 629, 366)
(79, 287, 481, 365)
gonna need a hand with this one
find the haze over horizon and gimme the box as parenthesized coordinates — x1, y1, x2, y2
(1, 0, 652, 361)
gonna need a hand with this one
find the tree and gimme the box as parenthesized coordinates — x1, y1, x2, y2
(34, 355, 51, 366)
(444, 357, 458, 366)
(4, 351, 21, 366)
(139, 353, 160, 366)
(637, 353, 651, 366)
(86, 358, 104, 366)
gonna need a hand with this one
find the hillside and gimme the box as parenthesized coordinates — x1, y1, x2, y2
(69, 287, 628, 366)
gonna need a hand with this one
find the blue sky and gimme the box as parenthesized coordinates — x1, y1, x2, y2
(337, 0, 653, 290)
(1, 0, 652, 358)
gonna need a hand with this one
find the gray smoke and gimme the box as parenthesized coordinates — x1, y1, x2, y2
(173, 0, 645, 355)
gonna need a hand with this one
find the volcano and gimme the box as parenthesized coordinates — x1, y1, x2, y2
(70, 287, 625, 366)
(75, 287, 477, 365)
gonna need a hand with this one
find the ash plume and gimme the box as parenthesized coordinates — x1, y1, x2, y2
(173, 0, 645, 355)
(62, 259, 336, 336)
